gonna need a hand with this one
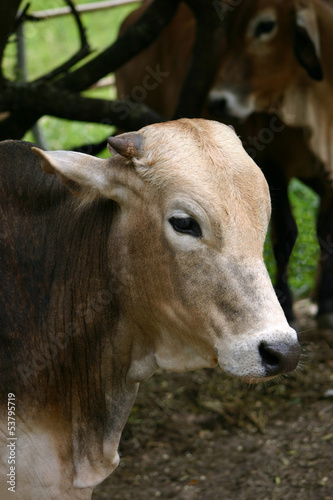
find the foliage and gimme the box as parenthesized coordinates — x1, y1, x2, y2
(264, 179, 319, 298)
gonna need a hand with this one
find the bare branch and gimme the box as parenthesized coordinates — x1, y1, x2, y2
(0, 82, 165, 140)
(34, 0, 91, 83)
(13, 3, 31, 32)
(1, 0, 181, 139)
(173, 1, 223, 118)
(66, 0, 88, 48)
(0, 0, 22, 83)
(57, 0, 181, 92)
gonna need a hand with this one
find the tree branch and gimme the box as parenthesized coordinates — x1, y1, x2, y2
(57, 0, 181, 91)
(173, 1, 223, 118)
(0, 82, 165, 140)
(1, 0, 181, 140)
(34, 0, 91, 83)
(0, 0, 22, 84)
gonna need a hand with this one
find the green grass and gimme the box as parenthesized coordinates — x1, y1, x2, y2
(3, 1, 320, 298)
(264, 179, 319, 298)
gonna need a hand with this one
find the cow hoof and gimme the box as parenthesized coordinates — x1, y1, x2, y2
(317, 313, 333, 330)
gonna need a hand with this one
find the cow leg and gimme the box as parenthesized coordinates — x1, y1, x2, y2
(315, 193, 333, 328)
(265, 167, 298, 328)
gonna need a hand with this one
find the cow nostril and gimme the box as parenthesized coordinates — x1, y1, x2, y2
(259, 341, 300, 376)
(259, 343, 279, 368)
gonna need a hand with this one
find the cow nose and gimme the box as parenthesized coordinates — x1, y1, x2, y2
(259, 341, 300, 376)
(207, 97, 228, 118)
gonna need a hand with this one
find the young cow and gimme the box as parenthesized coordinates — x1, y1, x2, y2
(0, 119, 299, 499)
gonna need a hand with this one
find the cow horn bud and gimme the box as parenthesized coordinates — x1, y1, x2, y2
(107, 132, 144, 159)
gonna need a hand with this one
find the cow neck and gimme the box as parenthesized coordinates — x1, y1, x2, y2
(13, 192, 138, 490)
(49, 199, 139, 489)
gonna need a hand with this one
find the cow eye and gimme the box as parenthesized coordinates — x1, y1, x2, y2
(254, 20, 276, 38)
(169, 216, 202, 238)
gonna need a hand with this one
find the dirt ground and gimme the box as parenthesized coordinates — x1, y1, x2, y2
(93, 300, 333, 500)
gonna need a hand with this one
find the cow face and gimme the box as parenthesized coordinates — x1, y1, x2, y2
(207, 0, 323, 121)
(33, 119, 299, 382)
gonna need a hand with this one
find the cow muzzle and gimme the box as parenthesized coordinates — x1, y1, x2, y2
(217, 327, 300, 381)
(258, 340, 300, 377)
(207, 89, 254, 121)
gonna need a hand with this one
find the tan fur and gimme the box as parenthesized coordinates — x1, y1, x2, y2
(136, 120, 271, 242)
(0, 121, 299, 499)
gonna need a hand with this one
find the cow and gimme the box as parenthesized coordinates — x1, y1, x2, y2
(0, 119, 300, 499)
(116, 0, 333, 328)
(206, 0, 333, 326)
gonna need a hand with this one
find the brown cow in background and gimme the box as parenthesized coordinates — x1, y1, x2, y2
(116, 0, 333, 329)
(206, 0, 333, 328)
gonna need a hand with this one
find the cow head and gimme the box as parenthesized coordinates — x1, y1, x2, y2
(33, 119, 299, 383)
(207, 0, 323, 121)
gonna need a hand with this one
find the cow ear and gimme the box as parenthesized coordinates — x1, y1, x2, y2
(293, 3, 323, 81)
(32, 148, 124, 204)
(32, 132, 144, 205)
